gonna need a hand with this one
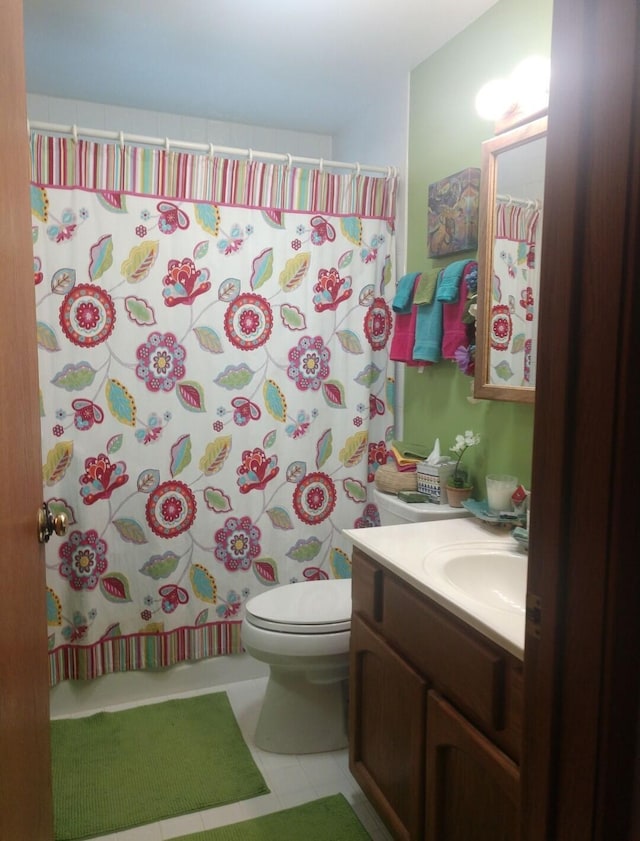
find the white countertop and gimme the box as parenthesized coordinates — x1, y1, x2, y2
(344, 518, 526, 660)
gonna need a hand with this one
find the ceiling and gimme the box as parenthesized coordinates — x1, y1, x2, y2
(23, 0, 497, 135)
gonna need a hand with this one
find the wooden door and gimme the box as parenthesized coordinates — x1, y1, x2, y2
(0, 1, 53, 839)
(523, 0, 640, 837)
(426, 691, 520, 841)
(349, 614, 428, 841)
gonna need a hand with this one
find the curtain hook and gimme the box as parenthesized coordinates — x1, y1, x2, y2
(287, 153, 293, 169)
(119, 131, 125, 151)
(209, 143, 215, 160)
(165, 136, 170, 153)
(319, 157, 324, 173)
(248, 148, 253, 164)
(71, 124, 78, 144)
(355, 162, 361, 177)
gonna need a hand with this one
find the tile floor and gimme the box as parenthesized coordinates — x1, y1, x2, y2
(74, 676, 393, 841)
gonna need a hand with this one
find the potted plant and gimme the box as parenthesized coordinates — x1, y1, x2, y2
(446, 430, 480, 507)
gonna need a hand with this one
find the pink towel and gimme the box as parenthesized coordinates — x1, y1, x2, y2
(390, 275, 421, 363)
(390, 305, 418, 362)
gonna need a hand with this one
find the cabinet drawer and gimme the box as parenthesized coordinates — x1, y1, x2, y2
(383, 572, 505, 733)
(352, 548, 384, 624)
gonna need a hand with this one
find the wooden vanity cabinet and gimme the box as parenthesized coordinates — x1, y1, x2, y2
(349, 547, 523, 840)
(425, 691, 519, 841)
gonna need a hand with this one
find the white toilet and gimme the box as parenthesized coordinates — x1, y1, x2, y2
(241, 488, 471, 754)
(373, 485, 474, 525)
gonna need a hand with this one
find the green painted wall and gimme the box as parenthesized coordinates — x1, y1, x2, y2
(404, 0, 554, 494)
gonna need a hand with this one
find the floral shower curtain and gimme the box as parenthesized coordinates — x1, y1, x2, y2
(30, 133, 397, 685)
(489, 197, 542, 386)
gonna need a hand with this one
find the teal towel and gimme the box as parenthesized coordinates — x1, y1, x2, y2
(413, 270, 444, 363)
(392, 272, 421, 313)
(436, 259, 472, 303)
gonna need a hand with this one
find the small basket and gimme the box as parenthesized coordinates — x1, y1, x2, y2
(374, 463, 418, 495)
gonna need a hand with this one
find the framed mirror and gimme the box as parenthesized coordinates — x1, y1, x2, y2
(474, 115, 547, 402)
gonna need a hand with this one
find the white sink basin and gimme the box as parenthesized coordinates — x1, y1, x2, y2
(422, 540, 527, 614)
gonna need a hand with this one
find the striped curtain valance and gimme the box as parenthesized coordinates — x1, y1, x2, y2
(48, 620, 243, 683)
(30, 132, 397, 220)
(495, 198, 541, 245)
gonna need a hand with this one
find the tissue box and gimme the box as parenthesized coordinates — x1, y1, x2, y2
(416, 460, 456, 503)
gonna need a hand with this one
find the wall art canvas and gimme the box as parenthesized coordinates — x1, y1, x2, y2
(428, 167, 480, 257)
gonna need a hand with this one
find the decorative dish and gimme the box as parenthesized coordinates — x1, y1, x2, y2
(461, 498, 527, 527)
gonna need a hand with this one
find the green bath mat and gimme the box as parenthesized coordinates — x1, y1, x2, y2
(51, 691, 269, 840)
(171, 794, 372, 840)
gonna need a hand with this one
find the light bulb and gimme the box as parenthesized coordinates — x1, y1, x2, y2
(474, 79, 517, 121)
(510, 56, 550, 114)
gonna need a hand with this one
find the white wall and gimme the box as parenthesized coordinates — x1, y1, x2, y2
(333, 74, 410, 434)
(333, 71, 409, 276)
(27, 94, 334, 160)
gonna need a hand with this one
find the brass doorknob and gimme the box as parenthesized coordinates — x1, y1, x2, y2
(37, 503, 68, 544)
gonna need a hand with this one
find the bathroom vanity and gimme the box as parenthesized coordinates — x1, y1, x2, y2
(344, 519, 526, 841)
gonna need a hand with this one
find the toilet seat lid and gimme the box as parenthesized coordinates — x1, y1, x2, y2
(245, 579, 352, 634)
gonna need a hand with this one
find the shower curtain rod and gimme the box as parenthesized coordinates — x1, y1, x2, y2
(496, 193, 541, 209)
(28, 120, 398, 179)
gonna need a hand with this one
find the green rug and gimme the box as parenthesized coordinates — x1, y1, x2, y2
(51, 692, 269, 840)
(171, 794, 372, 840)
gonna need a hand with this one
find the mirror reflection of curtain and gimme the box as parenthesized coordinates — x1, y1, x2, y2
(31, 134, 397, 684)
(490, 196, 542, 387)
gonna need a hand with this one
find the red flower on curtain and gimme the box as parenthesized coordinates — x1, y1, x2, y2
(145, 480, 197, 538)
(354, 503, 381, 529)
(490, 304, 513, 350)
(162, 257, 211, 307)
(303, 567, 330, 581)
(135, 331, 186, 392)
(236, 448, 279, 493)
(59, 284, 116, 347)
(34, 256, 43, 285)
(292, 472, 337, 525)
(363, 297, 392, 350)
(79, 453, 128, 505)
(58, 529, 108, 591)
(224, 292, 274, 349)
(367, 441, 388, 482)
(159, 584, 189, 613)
(231, 397, 261, 426)
(214, 516, 261, 572)
(312, 267, 353, 312)
(287, 336, 330, 391)
(72, 399, 104, 431)
(519, 286, 535, 321)
(310, 216, 336, 245)
(157, 201, 190, 234)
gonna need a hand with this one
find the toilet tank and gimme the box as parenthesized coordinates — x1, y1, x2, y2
(373, 487, 472, 526)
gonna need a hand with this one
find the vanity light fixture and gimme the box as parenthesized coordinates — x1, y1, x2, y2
(475, 56, 550, 125)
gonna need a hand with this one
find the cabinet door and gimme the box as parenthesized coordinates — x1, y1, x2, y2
(426, 691, 520, 841)
(349, 614, 428, 841)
